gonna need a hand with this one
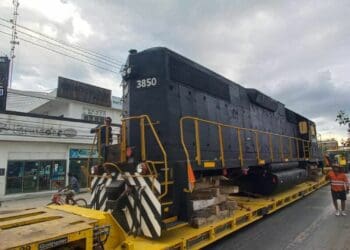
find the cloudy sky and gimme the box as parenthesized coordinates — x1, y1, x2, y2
(0, 0, 349, 142)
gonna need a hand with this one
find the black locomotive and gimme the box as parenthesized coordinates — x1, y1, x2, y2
(92, 47, 321, 238)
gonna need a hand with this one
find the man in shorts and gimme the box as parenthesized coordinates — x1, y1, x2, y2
(328, 164, 349, 216)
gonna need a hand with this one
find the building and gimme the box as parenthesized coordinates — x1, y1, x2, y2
(319, 138, 338, 152)
(0, 76, 121, 198)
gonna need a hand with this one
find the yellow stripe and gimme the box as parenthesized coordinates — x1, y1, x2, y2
(203, 161, 216, 168)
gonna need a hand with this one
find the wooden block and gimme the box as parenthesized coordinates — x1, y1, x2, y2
(209, 205, 220, 215)
(206, 215, 217, 224)
(191, 217, 207, 228)
(190, 197, 216, 211)
(226, 200, 238, 210)
(217, 194, 227, 203)
(191, 187, 220, 200)
(219, 186, 239, 194)
(218, 210, 229, 219)
(194, 181, 214, 190)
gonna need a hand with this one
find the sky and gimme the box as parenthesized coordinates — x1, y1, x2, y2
(0, 0, 349, 142)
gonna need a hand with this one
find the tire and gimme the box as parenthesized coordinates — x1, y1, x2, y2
(74, 198, 88, 208)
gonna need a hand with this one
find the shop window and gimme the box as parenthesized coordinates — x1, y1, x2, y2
(69, 148, 99, 188)
(6, 160, 66, 195)
(23, 161, 39, 193)
(51, 160, 66, 189)
(6, 161, 24, 194)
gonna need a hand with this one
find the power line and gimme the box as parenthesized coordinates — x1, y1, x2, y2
(0, 30, 119, 74)
(0, 22, 121, 68)
(9, 0, 20, 88)
(0, 17, 125, 65)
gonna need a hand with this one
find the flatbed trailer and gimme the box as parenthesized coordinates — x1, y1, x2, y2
(0, 176, 327, 250)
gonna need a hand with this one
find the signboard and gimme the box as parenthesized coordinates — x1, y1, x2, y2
(0, 122, 78, 138)
(0, 113, 98, 144)
(112, 96, 122, 109)
(69, 148, 99, 159)
(57, 76, 111, 107)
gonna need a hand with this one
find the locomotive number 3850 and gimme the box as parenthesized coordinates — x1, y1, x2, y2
(136, 77, 157, 88)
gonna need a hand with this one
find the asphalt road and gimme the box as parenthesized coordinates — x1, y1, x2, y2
(206, 185, 350, 250)
(0, 192, 91, 210)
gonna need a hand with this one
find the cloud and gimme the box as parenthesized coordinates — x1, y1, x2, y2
(0, 0, 349, 141)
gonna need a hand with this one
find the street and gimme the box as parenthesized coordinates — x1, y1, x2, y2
(206, 185, 350, 250)
(0, 192, 91, 210)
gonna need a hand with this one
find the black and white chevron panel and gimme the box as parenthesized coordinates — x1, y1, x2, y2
(123, 172, 162, 238)
(90, 173, 113, 211)
(90, 172, 162, 238)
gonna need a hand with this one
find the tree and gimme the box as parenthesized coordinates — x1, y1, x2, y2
(336, 110, 350, 147)
(336, 110, 350, 126)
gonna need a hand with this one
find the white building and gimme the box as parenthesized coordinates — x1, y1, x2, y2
(0, 78, 122, 199)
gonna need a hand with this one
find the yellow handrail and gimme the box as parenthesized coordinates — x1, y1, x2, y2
(269, 134, 273, 161)
(218, 125, 225, 168)
(140, 117, 146, 161)
(121, 121, 127, 162)
(194, 120, 201, 165)
(254, 131, 260, 162)
(237, 129, 244, 167)
(180, 116, 310, 169)
(121, 115, 169, 200)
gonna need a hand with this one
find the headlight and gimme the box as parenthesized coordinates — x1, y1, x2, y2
(126, 67, 132, 74)
(136, 162, 148, 175)
(136, 163, 143, 174)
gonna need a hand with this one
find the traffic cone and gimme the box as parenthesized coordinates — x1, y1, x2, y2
(187, 163, 196, 191)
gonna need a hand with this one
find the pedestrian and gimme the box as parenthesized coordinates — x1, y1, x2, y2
(90, 117, 113, 161)
(328, 164, 349, 216)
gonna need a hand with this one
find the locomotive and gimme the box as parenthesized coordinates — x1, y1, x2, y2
(91, 47, 322, 238)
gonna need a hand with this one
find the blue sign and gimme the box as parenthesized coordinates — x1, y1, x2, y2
(69, 148, 98, 159)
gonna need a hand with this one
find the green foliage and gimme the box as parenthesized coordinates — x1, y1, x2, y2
(336, 110, 350, 126)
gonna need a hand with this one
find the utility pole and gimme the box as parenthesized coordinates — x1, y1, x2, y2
(9, 0, 20, 88)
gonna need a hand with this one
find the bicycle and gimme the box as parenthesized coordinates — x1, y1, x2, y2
(47, 188, 88, 207)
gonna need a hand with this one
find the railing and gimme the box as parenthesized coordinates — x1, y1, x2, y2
(120, 115, 169, 200)
(87, 125, 120, 188)
(180, 116, 310, 169)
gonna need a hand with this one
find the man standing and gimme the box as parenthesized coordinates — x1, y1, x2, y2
(328, 164, 349, 216)
(90, 117, 113, 161)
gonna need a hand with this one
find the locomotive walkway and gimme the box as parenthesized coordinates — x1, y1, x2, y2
(206, 184, 350, 250)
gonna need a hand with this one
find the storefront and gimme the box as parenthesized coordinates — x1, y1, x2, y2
(68, 148, 99, 188)
(6, 159, 66, 194)
(0, 112, 118, 198)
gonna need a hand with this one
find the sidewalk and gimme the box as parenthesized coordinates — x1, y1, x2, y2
(0, 192, 91, 210)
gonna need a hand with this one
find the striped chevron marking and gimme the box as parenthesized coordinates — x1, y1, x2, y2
(90, 173, 106, 209)
(90, 173, 117, 211)
(90, 172, 162, 238)
(123, 172, 162, 238)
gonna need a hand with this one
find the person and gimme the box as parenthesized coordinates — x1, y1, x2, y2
(328, 164, 349, 216)
(90, 117, 113, 161)
(65, 172, 80, 204)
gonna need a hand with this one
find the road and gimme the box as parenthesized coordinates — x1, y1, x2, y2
(206, 185, 350, 250)
(0, 192, 91, 210)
